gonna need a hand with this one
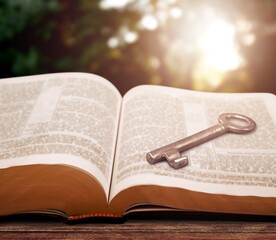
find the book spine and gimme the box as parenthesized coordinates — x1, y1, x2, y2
(68, 213, 124, 220)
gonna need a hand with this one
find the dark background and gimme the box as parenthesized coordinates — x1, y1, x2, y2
(1, 0, 275, 95)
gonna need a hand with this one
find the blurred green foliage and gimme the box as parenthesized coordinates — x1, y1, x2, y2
(0, 0, 59, 41)
(0, 0, 59, 75)
(0, 0, 275, 94)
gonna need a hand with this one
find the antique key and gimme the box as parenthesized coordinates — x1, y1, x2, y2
(146, 113, 256, 169)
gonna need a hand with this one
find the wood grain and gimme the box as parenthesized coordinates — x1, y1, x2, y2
(0, 212, 275, 239)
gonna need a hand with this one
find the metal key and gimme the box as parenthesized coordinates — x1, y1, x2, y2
(146, 113, 256, 169)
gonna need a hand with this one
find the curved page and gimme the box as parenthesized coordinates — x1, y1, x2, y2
(110, 86, 276, 202)
(0, 72, 121, 195)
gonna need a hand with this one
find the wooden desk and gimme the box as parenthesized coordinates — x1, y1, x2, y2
(0, 212, 275, 239)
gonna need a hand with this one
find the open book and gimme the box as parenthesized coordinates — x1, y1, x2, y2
(0, 72, 275, 220)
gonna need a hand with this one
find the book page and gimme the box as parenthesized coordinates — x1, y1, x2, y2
(0, 73, 121, 194)
(110, 86, 276, 200)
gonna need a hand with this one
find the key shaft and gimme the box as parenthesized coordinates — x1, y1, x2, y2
(146, 113, 256, 169)
(147, 123, 227, 167)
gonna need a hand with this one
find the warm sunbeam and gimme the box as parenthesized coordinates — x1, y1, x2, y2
(184, 8, 246, 90)
(197, 19, 243, 73)
(99, 1, 264, 92)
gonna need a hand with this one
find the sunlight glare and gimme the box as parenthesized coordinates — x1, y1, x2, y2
(99, 0, 133, 9)
(107, 26, 138, 48)
(107, 37, 119, 48)
(236, 19, 253, 33)
(197, 19, 243, 72)
(139, 15, 159, 30)
(170, 7, 182, 19)
(242, 33, 256, 46)
(124, 31, 138, 43)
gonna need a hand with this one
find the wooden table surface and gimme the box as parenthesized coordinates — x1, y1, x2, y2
(0, 212, 275, 239)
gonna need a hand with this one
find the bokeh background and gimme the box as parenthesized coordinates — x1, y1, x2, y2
(1, 0, 276, 95)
